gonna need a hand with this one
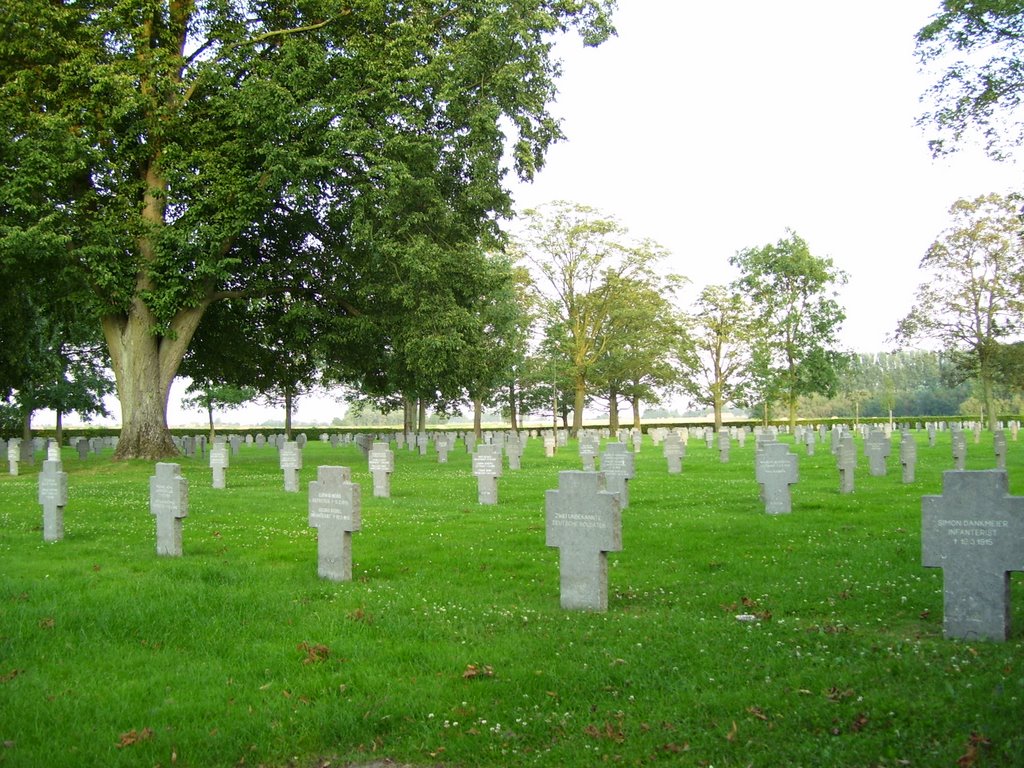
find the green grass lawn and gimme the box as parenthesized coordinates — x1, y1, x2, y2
(1, 430, 1022, 768)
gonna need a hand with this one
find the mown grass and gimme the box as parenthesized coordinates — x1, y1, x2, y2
(0, 430, 1022, 768)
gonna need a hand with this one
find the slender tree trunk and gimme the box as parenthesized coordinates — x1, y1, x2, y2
(983, 374, 998, 432)
(572, 372, 586, 437)
(631, 394, 641, 430)
(55, 409, 63, 448)
(473, 396, 483, 438)
(509, 381, 518, 432)
(608, 387, 619, 432)
(403, 397, 413, 434)
(713, 385, 723, 432)
(284, 388, 293, 440)
(417, 398, 426, 432)
(207, 399, 215, 441)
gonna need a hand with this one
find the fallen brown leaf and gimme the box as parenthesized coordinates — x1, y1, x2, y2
(115, 728, 153, 749)
(726, 720, 738, 742)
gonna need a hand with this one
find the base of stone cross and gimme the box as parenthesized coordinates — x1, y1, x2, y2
(558, 546, 609, 611)
(943, 572, 1011, 642)
(372, 478, 390, 498)
(43, 511, 64, 542)
(213, 467, 226, 489)
(478, 476, 497, 505)
(284, 469, 299, 492)
(155, 516, 183, 557)
(316, 524, 354, 581)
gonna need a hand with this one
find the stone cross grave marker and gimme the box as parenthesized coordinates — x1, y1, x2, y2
(368, 441, 394, 498)
(993, 430, 1007, 470)
(837, 434, 856, 494)
(900, 433, 917, 484)
(922, 470, 1024, 641)
(717, 431, 731, 463)
(296, 433, 307, 450)
(149, 463, 189, 556)
(472, 444, 503, 504)
(543, 432, 556, 458)
(435, 435, 450, 464)
(210, 440, 229, 489)
(578, 433, 599, 471)
(308, 465, 361, 581)
(8, 439, 20, 475)
(804, 428, 815, 456)
(506, 434, 524, 470)
(952, 431, 967, 470)
(545, 471, 622, 611)
(864, 431, 891, 477)
(663, 432, 685, 474)
(280, 441, 302, 492)
(755, 442, 798, 514)
(47, 440, 60, 462)
(600, 442, 636, 508)
(631, 430, 643, 453)
(38, 460, 68, 542)
(417, 433, 429, 456)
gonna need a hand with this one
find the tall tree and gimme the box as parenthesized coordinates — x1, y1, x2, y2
(590, 274, 683, 431)
(678, 284, 758, 431)
(917, 1, 1024, 159)
(730, 231, 848, 429)
(0, 0, 615, 458)
(895, 193, 1024, 430)
(513, 201, 671, 435)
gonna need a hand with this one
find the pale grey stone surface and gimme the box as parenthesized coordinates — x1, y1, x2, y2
(150, 463, 188, 557)
(755, 442, 798, 514)
(210, 441, 229, 489)
(368, 441, 394, 498)
(38, 460, 68, 542)
(472, 444, 502, 505)
(900, 434, 917, 484)
(545, 471, 622, 611)
(280, 441, 302, 492)
(864, 431, 891, 476)
(600, 442, 635, 508)
(922, 470, 1024, 641)
(308, 465, 361, 581)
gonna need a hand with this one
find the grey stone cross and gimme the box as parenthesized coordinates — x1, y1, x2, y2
(38, 460, 68, 542)
(308, 466, 361, 581)
(150, 463, 189, 556)
(922, 470, 1024, 641)
(545, 471, 622, 611)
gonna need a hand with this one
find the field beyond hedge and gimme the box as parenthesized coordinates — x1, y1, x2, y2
(1, 430, 1022, 768)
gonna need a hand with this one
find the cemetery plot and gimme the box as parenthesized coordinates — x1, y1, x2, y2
(308, 466, 361, 581)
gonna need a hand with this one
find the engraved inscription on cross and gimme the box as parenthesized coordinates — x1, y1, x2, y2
(599, 442, 635, 508)
(38, 459, 68, 542)
(280, 441, 302, 492)
(150, 463, 189, 557)
(308, 466, 361, 581)
(864, 431, 891, 477)
(754, 442, 798, 515)
(368, 441, 394, 498)
(472, 444, 503, 505)
(210, 441, 229, 489)
(922, 470, 1024, 641)
(545, 471, 622, 611)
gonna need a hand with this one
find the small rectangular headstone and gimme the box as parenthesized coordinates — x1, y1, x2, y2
(308, 465, 361, 581)
(717, 431, 731, 463)
(952, 431, 967, 470)
(38, 460, 68, 542)
(599, 442, 635, 508)
(210, 441, 229, 489)
(837, 434, 856, 493)
(545, 471, 622, 611)
(149, 463, 188, 556)
(663, 433, 685, 474)
(506, 435, 523, 470)
(8, 439, 20, 475)
(280, 441, 302, 492)
(993, 430, 1007, 470)
(472, 444, 503, 505)
(578, 433, 599, 471)
(368, 441, 394, 498)
(864, 431, 891, 477)
(922, 470, 1024, 641)
(900, 433, 917, 484)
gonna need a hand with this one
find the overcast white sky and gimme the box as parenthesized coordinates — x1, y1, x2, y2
(506, 0, 1021, 354)
(70, 1, 1024, 428)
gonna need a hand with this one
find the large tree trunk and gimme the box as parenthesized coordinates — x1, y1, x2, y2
(417, 398, 426, 432)
(284, 388, 293, 440)
(207, 399, 215, 441)
(55, 409, 63, 448)
(473, 395, 483, 438)
(631, 394, 641, 430)
(104, 299, 208, 460)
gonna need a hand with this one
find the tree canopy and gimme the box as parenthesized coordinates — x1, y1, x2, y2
(0, 0, 615, 457)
